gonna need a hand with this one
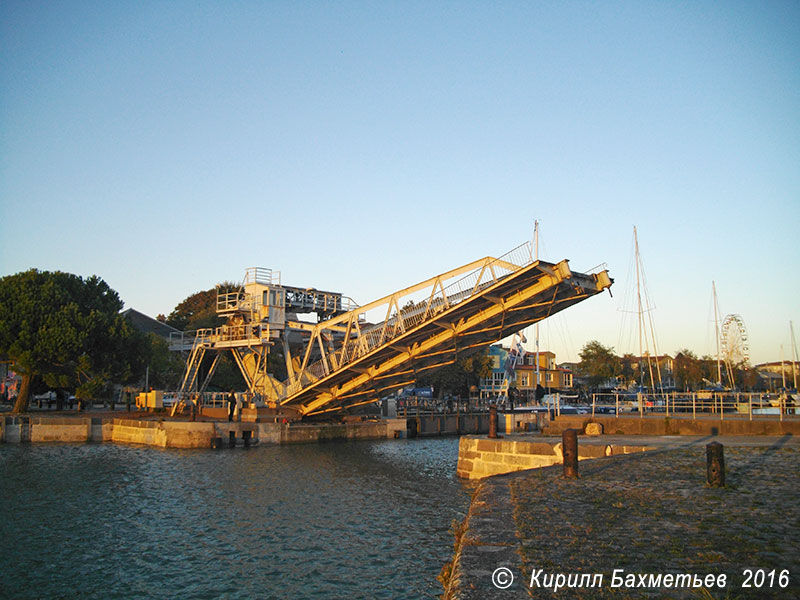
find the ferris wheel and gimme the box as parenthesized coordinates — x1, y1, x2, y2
(721, 314, 750, 367)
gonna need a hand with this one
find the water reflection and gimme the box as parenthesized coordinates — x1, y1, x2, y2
(0, 438, 473, 599)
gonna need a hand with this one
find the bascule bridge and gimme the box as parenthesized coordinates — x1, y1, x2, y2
(170, 242, 612, 418)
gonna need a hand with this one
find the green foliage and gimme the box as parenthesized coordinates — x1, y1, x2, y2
(578, 340, 620, 390)
(619, 353, 636, 388)
(0, 269, 145, 411)
(417, 349, 493, 397)
(143, 333, 185, 389)
(166, 282, 238, 331)
(699, 355, 718, 385)
(165, 288, 220, 330)
(206, 354, 245, 391)
(674, 348, 704, 391)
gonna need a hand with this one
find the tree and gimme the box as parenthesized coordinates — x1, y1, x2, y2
(165, 288, 221, 331)
(674, 349, 703, 391)
(165, 282, 238, 331)
(0, 269, 144, 413)
(619, 353, 636, 389)
(699, 355, 720, 387)
(578, 341, 620, 391)
(417, 350, 493, 398)
(739, 366, 758, 391)
(142, 333, 185, 390)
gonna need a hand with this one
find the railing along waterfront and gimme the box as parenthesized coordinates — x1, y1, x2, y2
(162, 390, 256, 411)
(588, 392, 799, 421)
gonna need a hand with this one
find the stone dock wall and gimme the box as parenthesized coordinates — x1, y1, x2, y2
(405, 413, 492, 437)
(444, 439, 800, 599)
(1, 415, 408, 448)
(544, 414, 800, 436)
(456, 435, 654, 479)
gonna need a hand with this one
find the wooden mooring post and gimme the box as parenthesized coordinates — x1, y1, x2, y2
(563, 428, 578, 478)
(488, 404, 501, 439)
(706, 442, 725, 487)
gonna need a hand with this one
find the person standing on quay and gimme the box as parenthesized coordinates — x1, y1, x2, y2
(234, 393, 242, 422)
(227, 391, 236, 422)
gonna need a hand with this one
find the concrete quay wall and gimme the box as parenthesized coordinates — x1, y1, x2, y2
(3, 416, 98, 443)
(443, 440, 800, 600)
(543, 414, 800, 437)
(456, 436, 654, 479)
(1, 415, 408, 448)
(406, 413, 491, 437)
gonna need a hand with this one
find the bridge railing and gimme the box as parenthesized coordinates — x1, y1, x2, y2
(169, 329, 215, 351)
(244, 267, 280, 286)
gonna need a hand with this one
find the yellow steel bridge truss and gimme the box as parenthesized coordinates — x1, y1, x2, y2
(172, 241, 612, 417)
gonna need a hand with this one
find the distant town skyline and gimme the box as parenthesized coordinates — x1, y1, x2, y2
(2, 2, 798, 366)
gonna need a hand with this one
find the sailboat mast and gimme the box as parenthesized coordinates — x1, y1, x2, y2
(534, 220, 540, 393)
(712, 281, 722, 386)
(633, 226, 658, 390)
(791, 321, 798, 390)
(634, 227, 645, 387)
(781, 345, 786, 390)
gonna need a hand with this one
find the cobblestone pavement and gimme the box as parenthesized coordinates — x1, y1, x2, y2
(445, 435, 800, 600)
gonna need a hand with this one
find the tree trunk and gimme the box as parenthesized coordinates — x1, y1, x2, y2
(12, 372, 33, 414)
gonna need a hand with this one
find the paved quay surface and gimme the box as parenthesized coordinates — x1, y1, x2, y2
(445, 434, 800, 599)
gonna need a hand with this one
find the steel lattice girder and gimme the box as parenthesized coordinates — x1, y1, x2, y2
(281, 259, 612, 416)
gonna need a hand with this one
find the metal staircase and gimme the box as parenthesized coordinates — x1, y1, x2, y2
(176, 330, 211, 392)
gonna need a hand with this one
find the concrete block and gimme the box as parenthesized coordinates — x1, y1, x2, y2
(163, 422, 215, 448)
(5, 423, 21, 443)
(578, 444, 608, 459)
(514, 441, 559, 456)
(503, 453, 534, 466)
(257, 423, 281, 444)
(553, 442, 563, 461)
(484, 452, 507, 464)
(458, 459, 474, 472)
(460, 437, 479, 451)
(385, 418, 406, 439)
(476, 439, 500, 453)
(585, 422, 603, 436)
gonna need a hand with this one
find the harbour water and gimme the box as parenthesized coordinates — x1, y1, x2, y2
(0, 438, 472, 599)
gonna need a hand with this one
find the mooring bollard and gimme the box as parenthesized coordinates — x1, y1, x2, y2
(488, 404, 501, 439)
(563, 428, 579, 478)
(229, 430, 237, 448)
(706, 442, 725, 487)
(242, 430, 251, 448)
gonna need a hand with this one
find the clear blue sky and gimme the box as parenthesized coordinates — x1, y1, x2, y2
(2, 1, 798, 365)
